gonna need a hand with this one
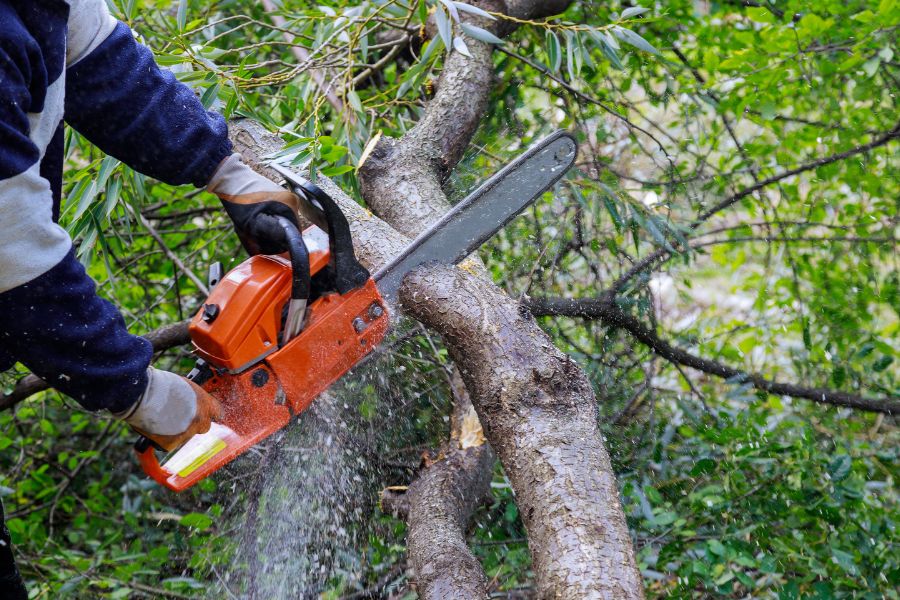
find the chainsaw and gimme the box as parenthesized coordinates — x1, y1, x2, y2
(135, 130, 577, 492)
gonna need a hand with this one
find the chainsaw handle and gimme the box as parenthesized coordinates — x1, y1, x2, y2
(279, 175, 369, 294)
(134, 436, 169, 487)
(274, 216, 311, 302)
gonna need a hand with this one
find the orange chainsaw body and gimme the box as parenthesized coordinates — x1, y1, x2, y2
(138, 225, 389, 492)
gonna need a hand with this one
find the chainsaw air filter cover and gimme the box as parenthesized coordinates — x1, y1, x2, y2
(189, 227, 330, 373)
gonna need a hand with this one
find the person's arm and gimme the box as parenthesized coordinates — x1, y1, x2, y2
(0, 8, 217, 450)
(64, 2, 231, 186)
(0, 11, 149, 412)
(64, 1, 305, 255)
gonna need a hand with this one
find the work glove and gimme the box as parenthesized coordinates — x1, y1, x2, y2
(207, 153, 302, 255)
(114, 367, 221, 451)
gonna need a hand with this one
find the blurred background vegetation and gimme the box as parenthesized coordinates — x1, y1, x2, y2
(1, 0, 897, 597)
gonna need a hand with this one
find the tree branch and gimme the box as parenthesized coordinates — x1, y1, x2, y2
(607, 120, 900, 294)
(524, 296, 899, 415)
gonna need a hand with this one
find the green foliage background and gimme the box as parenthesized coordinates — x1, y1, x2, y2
(0, 0, 897, 597)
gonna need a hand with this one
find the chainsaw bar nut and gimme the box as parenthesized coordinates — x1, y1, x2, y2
(352, 317, 367, 333)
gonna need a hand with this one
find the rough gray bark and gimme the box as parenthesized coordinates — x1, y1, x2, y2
(404, 443, 494, 599)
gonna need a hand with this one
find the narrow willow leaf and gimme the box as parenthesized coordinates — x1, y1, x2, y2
(360, 31, 369, 63)
(435, 6, 453, 52)
(546, 30, 562, 72)
(439, 0, 460, 23)
(453, 35, 473, 58)
(565, 31, 577, 81)
(176, 0, 187, 31)
(601, 29, 619, 50)
(347, 90, 363, 113)
(420, 35, 444, 64)
(613, 26, 659, 55)
(621, 6, 650, 19)
(460, 23, 503, 45)
(594, 32, 624, 69)
(453, 2, 496, 20)
(200, 82, 220, 109)
(418, 0, 428, 24)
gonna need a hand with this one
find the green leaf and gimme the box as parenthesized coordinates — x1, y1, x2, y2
(612, 26, 659, 55)
(434, 6, 453, 51)
(176, 0, 188, 31)
(828, 455, 852, 482)
(179, 513, 213, 531)
(546, 30, 562, 72)
(454, 2, 496, 20)
(453, 35, 473, 58)
(347, 90, 363, 113)
(621, 6, 650, 19)
(439, 0, 460, 23)
(320, 164, 354, 176)
(460, 23, 503, 45)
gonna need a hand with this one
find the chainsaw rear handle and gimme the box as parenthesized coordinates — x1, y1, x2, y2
(274, 215, 311, 302)
(245, 213, 311, 303)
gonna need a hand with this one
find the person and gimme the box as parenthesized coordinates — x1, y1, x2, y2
(0, 1, 305, 595)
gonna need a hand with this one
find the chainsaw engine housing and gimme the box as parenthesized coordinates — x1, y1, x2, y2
(138, 225, 389, 491)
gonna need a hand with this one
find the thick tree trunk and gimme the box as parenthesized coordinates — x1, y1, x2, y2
(401, 265, 643, 598)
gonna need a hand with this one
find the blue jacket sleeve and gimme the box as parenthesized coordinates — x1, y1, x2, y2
(0, 248, 153, 413)
(64, 22, 232, 188)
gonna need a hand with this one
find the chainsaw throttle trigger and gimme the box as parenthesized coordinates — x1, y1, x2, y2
(270, 164, 369, 295)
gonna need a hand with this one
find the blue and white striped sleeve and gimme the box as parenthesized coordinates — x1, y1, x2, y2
(65, 1, 232, 187)
(0, 14, 72, 296)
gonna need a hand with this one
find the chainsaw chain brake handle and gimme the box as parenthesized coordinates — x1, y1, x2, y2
(270, 163, 370, 294)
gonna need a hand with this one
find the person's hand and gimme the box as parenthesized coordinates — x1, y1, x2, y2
(207, 153, 302, 255)
(115, 368, 221, 451)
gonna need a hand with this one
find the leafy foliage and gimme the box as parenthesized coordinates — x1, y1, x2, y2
(1, 0, 897, 597)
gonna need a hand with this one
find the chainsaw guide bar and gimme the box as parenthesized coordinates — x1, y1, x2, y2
(135, 131, 577, 492)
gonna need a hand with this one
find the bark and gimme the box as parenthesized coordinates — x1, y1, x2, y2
(405, 442, 494, 599)
(401, 266, 643, 598)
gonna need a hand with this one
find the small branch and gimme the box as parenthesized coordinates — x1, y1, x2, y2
(696, 121, 900, 224)
(607, 121, 900, 294)
(129, 206, 209, 295)
(524, 297, 899, 415)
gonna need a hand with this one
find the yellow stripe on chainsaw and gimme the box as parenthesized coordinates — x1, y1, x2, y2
(176, 439, 227, 478)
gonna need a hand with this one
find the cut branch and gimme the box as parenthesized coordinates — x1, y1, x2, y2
(524, 296, 899, 415)
(404, 443, 494, 599)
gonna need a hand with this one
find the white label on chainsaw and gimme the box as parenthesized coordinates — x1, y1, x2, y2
(226, 270, 250, 284)
(162, 422, 235, 476)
